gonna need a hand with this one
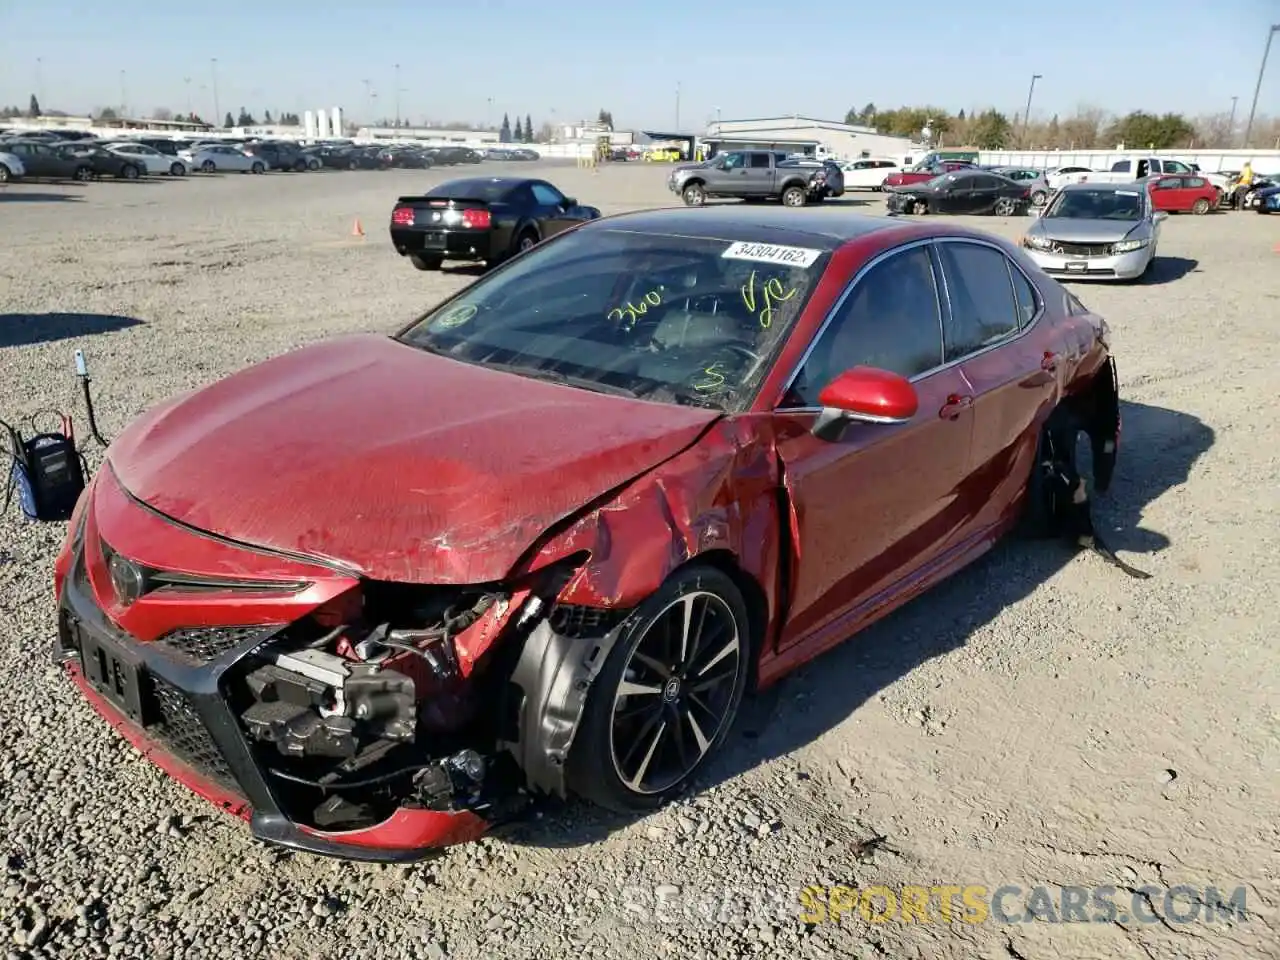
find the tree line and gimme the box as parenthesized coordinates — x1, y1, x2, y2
(845, 102, 1280, 151)
(498, 113, 537, 143)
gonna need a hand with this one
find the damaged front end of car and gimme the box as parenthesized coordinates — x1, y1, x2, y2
(229, 557, 634, 843)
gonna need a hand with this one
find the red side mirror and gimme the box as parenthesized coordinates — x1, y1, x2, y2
(818, 366, 919, 424)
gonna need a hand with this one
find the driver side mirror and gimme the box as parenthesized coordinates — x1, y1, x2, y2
(561, 196, 577, 208)
(1153, 210, 1169, 222)
(811, 367, 919, 441)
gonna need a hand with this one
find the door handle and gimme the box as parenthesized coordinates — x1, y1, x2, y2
(1041, 351, 1059, 372)
(939, 394, 973, 420)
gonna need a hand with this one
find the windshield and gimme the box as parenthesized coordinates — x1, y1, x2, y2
(1044, 188, 1143, 221)
(398, 227, 831, 411)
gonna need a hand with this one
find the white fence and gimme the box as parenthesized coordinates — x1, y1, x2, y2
(980, 148, 1280, 176)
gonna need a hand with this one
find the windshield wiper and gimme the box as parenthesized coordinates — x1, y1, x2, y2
(475, 360, 640, 397)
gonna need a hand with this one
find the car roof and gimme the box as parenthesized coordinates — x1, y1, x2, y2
(1060, 181, 1135, 192)
(583, 206, 905, 249)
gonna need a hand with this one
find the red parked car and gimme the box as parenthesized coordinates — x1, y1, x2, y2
(1141, 174, 1219, 214)
(883, 159, 977, 188)
(54, 207, 1121, 860)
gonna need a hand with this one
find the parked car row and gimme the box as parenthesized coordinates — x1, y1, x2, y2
(0, 127, 535, 183)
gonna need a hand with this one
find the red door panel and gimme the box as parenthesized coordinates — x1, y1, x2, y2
(774, 368, 975, 648)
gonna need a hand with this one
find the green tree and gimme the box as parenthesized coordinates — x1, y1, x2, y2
(96, 107, 118, 121)
(597, 108, 613, 128)
(1103, 110, 1195, 150)
(969, 109, 1013, 149)
(525, 114, 533, 143)
(500, 112, 512, 143)
(28, 94, 41, 118)
(223, 111, 234, 128)
(263, 109, 273, 124)
(236, 108, 255, 126)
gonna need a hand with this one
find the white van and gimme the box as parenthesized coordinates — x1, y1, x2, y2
(839, 157, 901, 191)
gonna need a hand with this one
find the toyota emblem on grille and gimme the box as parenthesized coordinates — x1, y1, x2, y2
(108, 552, 144, 606)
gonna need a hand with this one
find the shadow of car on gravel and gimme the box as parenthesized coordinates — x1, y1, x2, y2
(1136, 256, 1199, 286)
(495, 399, 1215, 848)
(0, 312, 145, 348)
(0, 191, 84, 203)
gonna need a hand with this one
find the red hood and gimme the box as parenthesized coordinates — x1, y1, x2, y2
(107, 334, 718, 583)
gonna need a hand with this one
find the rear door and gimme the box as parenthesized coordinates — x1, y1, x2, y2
(936, 239, 1060, 532)
(743, 151, 774, 195)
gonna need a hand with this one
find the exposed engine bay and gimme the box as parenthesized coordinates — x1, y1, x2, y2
(230, 582, 549, 832)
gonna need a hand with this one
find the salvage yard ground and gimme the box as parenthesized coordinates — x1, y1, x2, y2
(1, 164, 1277, 960)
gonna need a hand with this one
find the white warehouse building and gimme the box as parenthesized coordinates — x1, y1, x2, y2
(701, 115, 922, 163)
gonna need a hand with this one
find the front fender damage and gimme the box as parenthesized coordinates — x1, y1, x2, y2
(501, 418, 784, 798)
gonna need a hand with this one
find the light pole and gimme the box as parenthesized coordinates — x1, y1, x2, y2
(393, 63, 401, 129)
(1021, 73, 1042, 146)
(210, 58, 220, 125)
(1243, 25, 1280, 149)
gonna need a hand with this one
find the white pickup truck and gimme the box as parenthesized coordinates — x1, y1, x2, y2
(1086, 156, 1231, 202)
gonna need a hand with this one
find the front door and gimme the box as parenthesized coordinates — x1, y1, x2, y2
(774, 242, 975, 648)
(708, 151, 747, 193)
(935, 239, 1061, 533)
(1149, 176, 1189, 211)
(528, 180, 579, 236)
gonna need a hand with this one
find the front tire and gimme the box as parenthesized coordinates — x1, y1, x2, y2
(682, 182, 706, 206)
(73, 166, 93, 181)
(121, 164, 140, 180)
(0, 163, 10, 183)
(169, 161, 186, 177)
(566, 565, 750, 813)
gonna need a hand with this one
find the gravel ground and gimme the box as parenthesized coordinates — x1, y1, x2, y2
(1, 164, 1277, 960)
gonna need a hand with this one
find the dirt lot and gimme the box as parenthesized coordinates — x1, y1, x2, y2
(1, 163, 1277, 960)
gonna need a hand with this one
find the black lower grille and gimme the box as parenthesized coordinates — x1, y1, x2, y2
(1050, 240, 1112, 257)
(149, 677, 238, 791)
(155, 625, 280, 666)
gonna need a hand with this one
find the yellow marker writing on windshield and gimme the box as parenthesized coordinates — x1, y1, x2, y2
(741, 270, 798, 329)
(693, 361, 727, 393)
(608, 289, 662, 326)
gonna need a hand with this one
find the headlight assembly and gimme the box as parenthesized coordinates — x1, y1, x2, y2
(1111, 238, 1150, 253)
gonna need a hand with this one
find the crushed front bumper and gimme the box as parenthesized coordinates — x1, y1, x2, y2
(55, 546, 490, 862)
(1026, 245, 1150, 281)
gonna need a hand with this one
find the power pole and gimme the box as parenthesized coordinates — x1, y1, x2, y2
(1243, 25, 1280, 149)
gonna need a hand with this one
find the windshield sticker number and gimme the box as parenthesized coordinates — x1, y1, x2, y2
(607, 289, 662, 327)
(741, 270, 798, 329)
(434, 303, 477, 330)
(692, 361, 728, 394)
(722, 241, 822, 268)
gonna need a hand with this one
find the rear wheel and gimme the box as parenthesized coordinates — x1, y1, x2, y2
(1031, 190, 1047, 207)
(566, 565, 750, 813)
(1191, 197, 1210, 215)
(201, 160, 216, 173)
(409, 253, 444, 271)
(781, 185, 807, 207)
(251, 162, 265, 175)
(993, 196, 1017, 217)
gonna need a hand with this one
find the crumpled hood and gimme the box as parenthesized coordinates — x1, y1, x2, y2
(1030, 217, 1145, 243)
(107, 334, 718, 583)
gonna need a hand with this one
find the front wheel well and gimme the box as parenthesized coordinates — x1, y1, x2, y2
(670, 550, 768, 685)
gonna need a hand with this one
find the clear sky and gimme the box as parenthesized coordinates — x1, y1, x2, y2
(1, 0, 1277, 129)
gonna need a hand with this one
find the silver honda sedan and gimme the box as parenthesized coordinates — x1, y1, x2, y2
(1019, 181, 1165, 281)
(178, 143, 265, 174)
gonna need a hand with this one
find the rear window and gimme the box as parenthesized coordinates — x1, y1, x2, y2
(398, 227, 833, 411)
(426, 180, 515, 201)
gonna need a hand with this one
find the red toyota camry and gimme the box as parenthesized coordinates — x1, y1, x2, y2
(54, 206, 1121, 861)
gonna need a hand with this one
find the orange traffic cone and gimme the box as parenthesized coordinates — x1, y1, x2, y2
(351, 218, 365, 238)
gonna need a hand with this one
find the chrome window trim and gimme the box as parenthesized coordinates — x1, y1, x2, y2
(775, 235, 1046, 413)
